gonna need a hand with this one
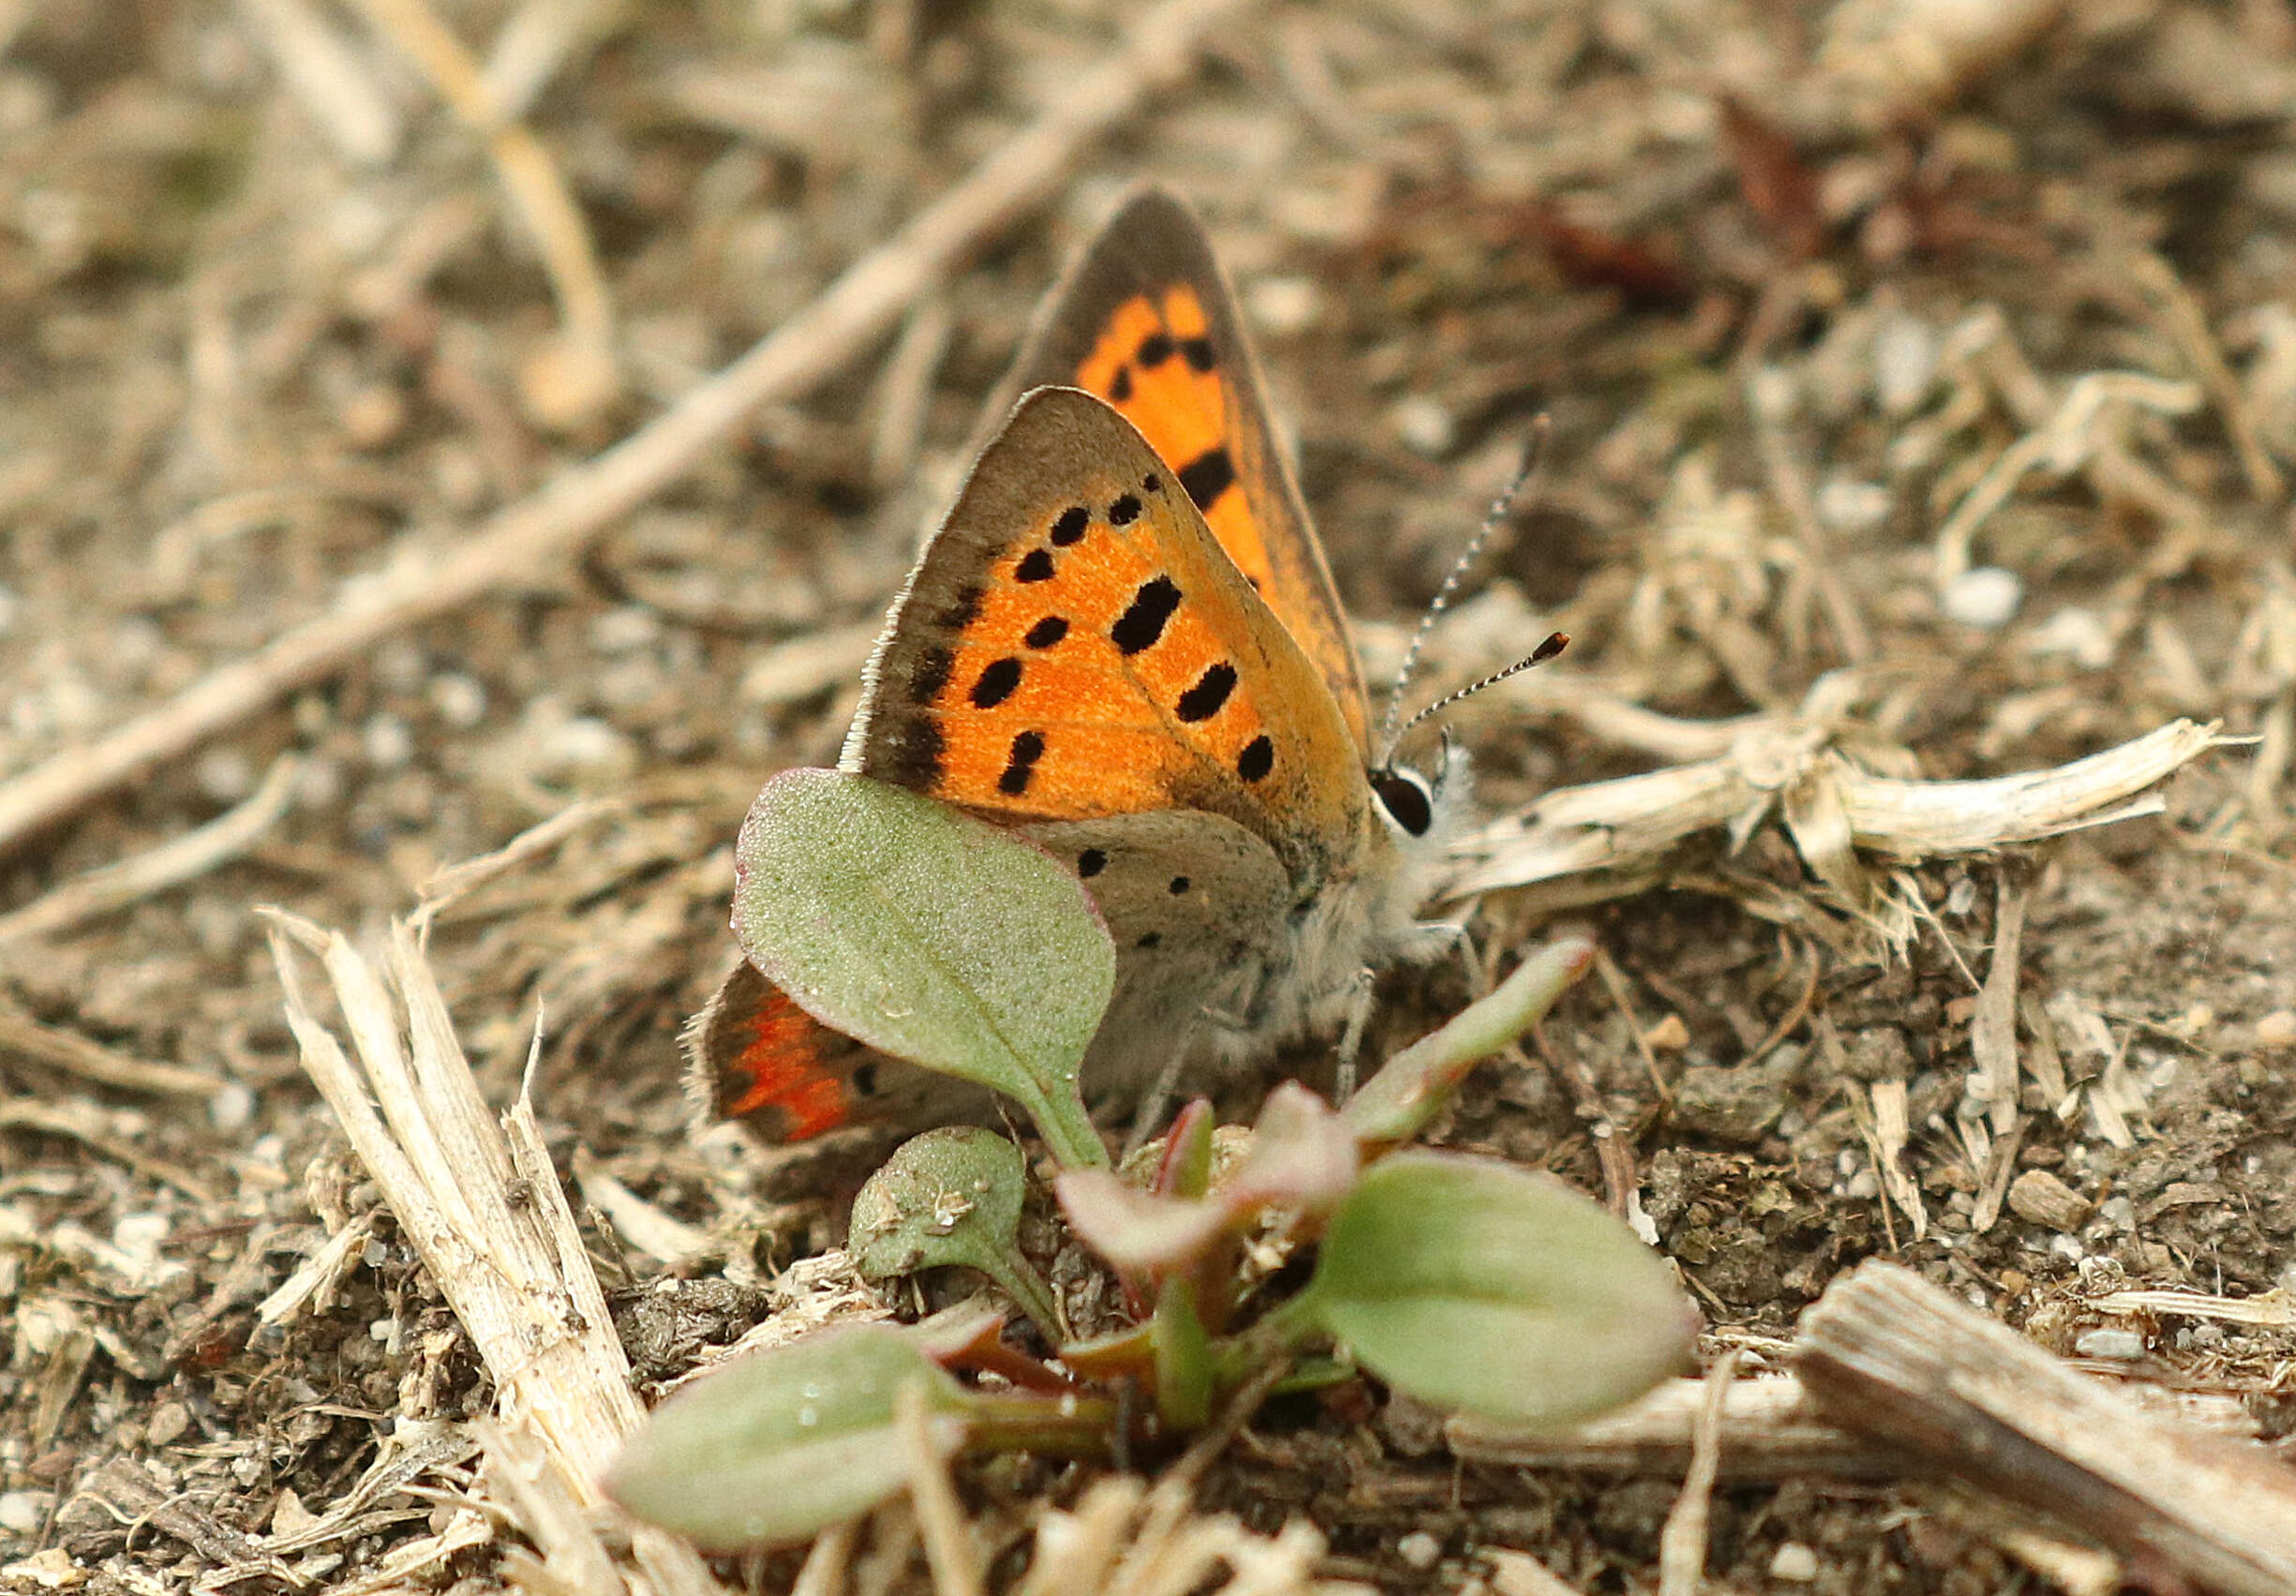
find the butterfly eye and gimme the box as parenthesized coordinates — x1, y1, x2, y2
(1370, 768, 1435, 838)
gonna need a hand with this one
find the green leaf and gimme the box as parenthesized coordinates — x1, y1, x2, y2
(1344, 936, 1594, 1149)
(850, 1128, 1062, 1336)
(1301, 1152, 1696, 1427)
(1150, 1098, 1215, 1200)
(605, 1325, 969, 1549)
(733, 768, 1111, 1168)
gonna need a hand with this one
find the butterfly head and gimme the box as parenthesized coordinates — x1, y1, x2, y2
(1366, 729, 1469, 846)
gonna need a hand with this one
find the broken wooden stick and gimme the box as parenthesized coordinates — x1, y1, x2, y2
(1797, 1260, 2296, 1596)
(1446, 1365, 2260, 1483)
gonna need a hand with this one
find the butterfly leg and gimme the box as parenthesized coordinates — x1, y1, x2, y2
(1398, 915, 1472, 966)
(1121, 1026, 1199, 1161)
(1332, 966, 1378, 1103)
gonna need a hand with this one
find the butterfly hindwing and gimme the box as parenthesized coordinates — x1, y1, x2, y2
(842, 387, 1364, 879)
(1001, 188, 1371, 750)
(1025, 810, 1295, 1097)
(688, 960, 992, 1142)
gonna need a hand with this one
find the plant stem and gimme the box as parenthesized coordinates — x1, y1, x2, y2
(1018, 1082, 1111, 1171)
(978, 1255, 1065, 1345)
(961, 1391, 1119, 1458)
(1344, 934, 1595, 1149)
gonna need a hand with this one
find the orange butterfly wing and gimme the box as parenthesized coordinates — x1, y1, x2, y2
(997, 188, 1372, 752)
(842, 387, 1364, 879)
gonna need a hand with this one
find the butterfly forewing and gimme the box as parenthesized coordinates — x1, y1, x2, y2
(844, 387, 1362, 879)
(1002, 189, 1371, 750)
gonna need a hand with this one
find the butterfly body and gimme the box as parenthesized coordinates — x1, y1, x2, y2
(694, 192, 1463, 1146)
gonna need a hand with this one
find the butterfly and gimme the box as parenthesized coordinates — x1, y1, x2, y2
(691, 188, 1468, 1148)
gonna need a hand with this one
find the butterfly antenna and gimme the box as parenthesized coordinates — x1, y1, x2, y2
(1377, 415, 1551, 768)
(1387, 630, 1570, 749)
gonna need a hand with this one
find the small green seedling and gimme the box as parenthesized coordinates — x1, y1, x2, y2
(612, 771, 1695, 1549)
(848, 1126, 1062, 1336)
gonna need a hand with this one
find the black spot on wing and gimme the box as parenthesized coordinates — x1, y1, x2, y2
(909, 646, 953, 704)
(1016, 549, 1055, 583)
(998, 730, 1045, 796)
(1109, 365, 1133, 403)
(1168, 876, 1190, 895)
(1180, 336, 1215, 372)
(1077, 847, 1107, 878)
(970, 657, 1022, 709)
(1051, 506, 1089, 545)
(1137, 332, 1174, 368)
(1178, 446, 1235, 511)
(1111, 576, 1181, 655)
(1236, 735, 1274, 783)
(878, 716, 945, 790)
(1108, 493, 1142, 526)
(1174, 662, 1235, 723)
(1136, 931, 1162, 948)
(933, 586, 984, 631)
(1024, 616, 1068, 649)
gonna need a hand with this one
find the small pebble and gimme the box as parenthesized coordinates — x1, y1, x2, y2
(1389, 395, 1454, 457)
(1872, 308, 1940, 414)
(194, 747, 257, 803)
(209, 1081, 256, 1132)
(295, 756, 346, 810)
(591, 605, 663, 654)
(2074, 1326, 2146, 1361)
(1394, 1530, 1441, 1571)
(2026, 604, 2114, 667)
(2007, 1169, 2093, 1231)
(1246, 276, 1320, 336)
(431, 672, 487, 728)
(110, 616, 165, 675)
(540, 714, 635, 775)
(364, 713, 414, 769)
(1769, 1542, 1820, 1582)
(1941, 565, 2022, 629)
(0, 1490, 45, 1533)
(1814, 475, 1890, 535)
(1641, 1013, 1690, 1052)
(147, 1399, 193, 1447)
(2256, 1009, 2296, 1050)
(339, 384, 406, 449)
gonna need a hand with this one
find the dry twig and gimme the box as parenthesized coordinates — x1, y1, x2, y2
(0, 753, 300, 949)
(1656, 1351, 1737, 1596)
(1797, 1260, 2296, 1596)
(1448, 1369, 2264, 1480)
(341, 0, 620, 426)
(264, 910, 726, 1596)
